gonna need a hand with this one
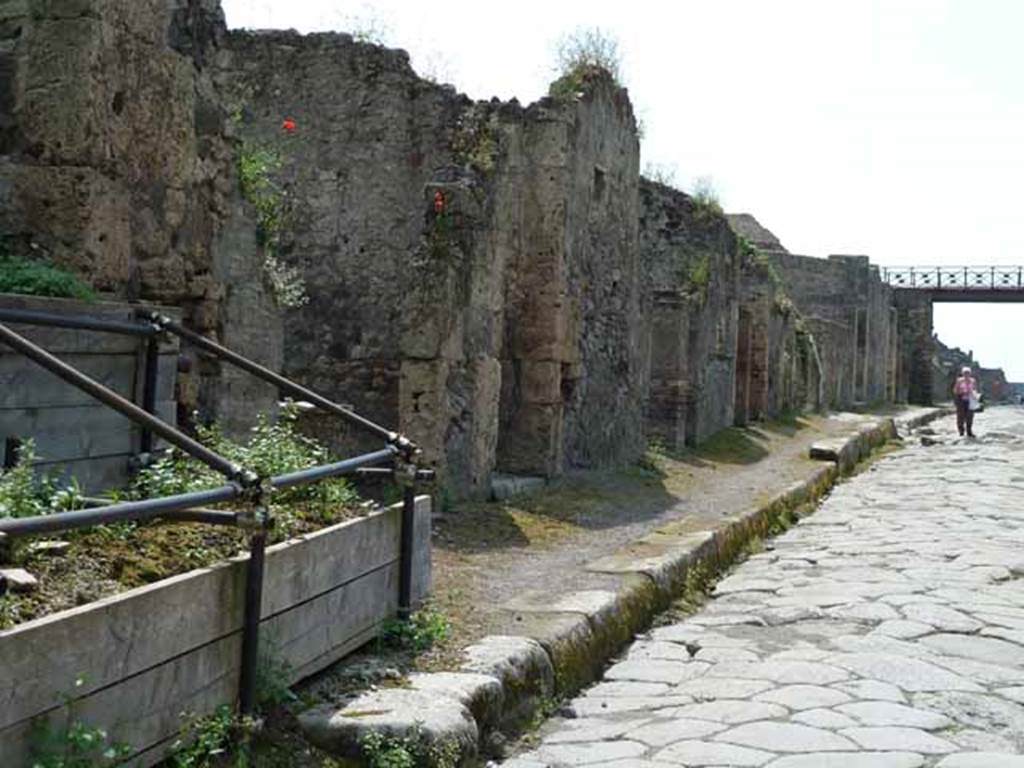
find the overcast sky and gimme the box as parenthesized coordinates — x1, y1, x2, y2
(223, 1, 1024, 380)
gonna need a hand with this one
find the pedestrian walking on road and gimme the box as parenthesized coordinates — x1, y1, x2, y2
(952, 366, 979, 437)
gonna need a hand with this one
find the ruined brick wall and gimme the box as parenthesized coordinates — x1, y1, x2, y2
(551, 79, 644, 471)
(1, 1, 918, 502)
(0, 0, 280, 432)
(639, 180, 739, 448)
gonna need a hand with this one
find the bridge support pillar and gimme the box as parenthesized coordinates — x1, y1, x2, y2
(894, 290, 934, 405)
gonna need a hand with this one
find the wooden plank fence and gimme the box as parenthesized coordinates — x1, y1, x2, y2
(0, 496, 432, 766)
(0, 294, 179, 493)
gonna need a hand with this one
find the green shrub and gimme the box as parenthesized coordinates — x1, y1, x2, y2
(29, 679, 132, 768)
(132, 402, 359, 531)
(0, 256, 95, 300)
(691, 176, 722, 216)
(237, 140, 308, 309)
(0, 440, 83, 519)
(170, 705, 238, 768)
(361, 726, 458, 768)
(30, 720, 132, 768)
(550, 27, 623, 98)
(378, 606, 450, 653)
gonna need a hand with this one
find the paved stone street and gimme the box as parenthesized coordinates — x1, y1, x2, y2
(510, 407, 1024, 767)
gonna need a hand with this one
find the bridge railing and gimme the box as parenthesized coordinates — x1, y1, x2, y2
(881, 266, 1024, 290)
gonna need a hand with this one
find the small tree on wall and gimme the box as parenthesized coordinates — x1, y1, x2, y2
(550, 27, 624, 98)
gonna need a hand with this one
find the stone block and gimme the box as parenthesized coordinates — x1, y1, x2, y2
(519, 360, 561, 405)
(490, 474, 546, 501)
(496, 610, 600, 695)
(0, 568, 37, 593)
(298, 688, 478, 766)
(460, 635, 554, 728)
(408, 672, 504, 733)
(0, 162, 132, 291)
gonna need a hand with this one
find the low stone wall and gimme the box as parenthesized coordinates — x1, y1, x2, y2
(0, 496, 431, 767)
(0, 294, 179, 492)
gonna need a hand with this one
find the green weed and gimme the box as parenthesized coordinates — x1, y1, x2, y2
(549, 27, 623, 99)
(0, 255, 95, 301)
(132, 402, 360, 537)
(378, 607, 450, 653)
(29, 678, 132, 768)
(237, 141, 308, 309)
(0, 441, 84, 520)
(360, 725, 458, 768)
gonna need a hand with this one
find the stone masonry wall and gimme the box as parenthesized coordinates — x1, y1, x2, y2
(0, 0, 280, 433)
(639, 180, 740, 448)
(222, 34, 645, 492)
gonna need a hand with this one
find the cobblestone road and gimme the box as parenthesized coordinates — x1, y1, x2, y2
(511, 407, 1024, 767)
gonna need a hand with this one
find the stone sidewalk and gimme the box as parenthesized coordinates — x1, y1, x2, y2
(511, 406, 1024, 767)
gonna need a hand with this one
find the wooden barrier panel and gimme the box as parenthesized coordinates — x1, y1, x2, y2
(0, 294, 179, 493)
(0, 496, 432, 767)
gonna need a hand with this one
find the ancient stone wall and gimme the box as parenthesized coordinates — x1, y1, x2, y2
(221, 33, 645, 493)
(735, 255, 822, 424)
(639, 180, 739, 448)
(0, 0, 280, 433)
(931, 339, 1011, 404)
(220, 29, 467, 461)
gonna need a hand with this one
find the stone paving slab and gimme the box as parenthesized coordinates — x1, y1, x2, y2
(512, 407, 1024, 766)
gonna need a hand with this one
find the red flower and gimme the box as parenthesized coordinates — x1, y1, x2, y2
(281, 117, 296, 132)
(433, 190, 445, 213)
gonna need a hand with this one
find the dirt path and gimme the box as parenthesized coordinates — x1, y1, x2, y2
(424, 408, 932, 669)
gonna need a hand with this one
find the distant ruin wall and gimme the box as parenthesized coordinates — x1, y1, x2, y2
(768, 252, 893, 409)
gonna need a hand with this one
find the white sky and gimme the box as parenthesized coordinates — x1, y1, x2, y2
(222, 0, 1024, 380)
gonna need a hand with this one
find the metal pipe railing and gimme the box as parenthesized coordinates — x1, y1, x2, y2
(398, 486, 416, 620)
(239, 531, 267, 716)
(142, 312, 417, 456)
(0, 322, 249, 483)
(271, 447, 398, 489)
(0, 446, 399, 539)
(0, 307, 159, 337)
(0, 485, 240, 536)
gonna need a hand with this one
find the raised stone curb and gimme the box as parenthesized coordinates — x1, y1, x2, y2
(298, 410, 948, 766)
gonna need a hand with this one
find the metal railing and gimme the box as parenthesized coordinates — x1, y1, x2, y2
(0, 307, 431, 715)
(881, 266, 1024, 290)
